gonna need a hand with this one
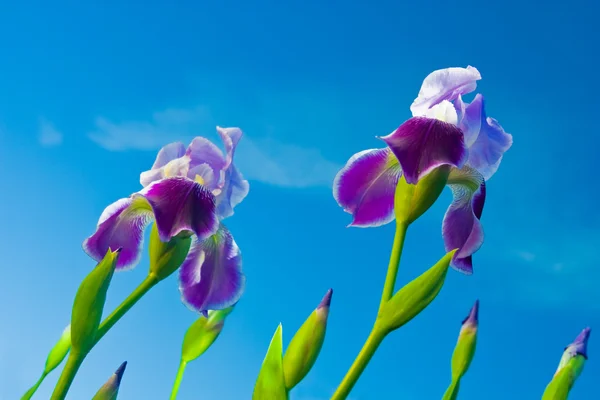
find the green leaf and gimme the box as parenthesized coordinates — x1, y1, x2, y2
(71, 248, 120, 355)
(44, 324, 72, 374)
(252, 324, 288, 400)
(91, 361, 127, 400)
(378, 250, 455, 332)
(181, 307, 234, 363)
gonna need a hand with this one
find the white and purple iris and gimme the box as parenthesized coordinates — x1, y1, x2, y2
(83, 127, 249, 315)
(333, 66, 513, 273)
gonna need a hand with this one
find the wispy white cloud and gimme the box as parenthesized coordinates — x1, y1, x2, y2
(87, 106, 341, 188)
(38, 119, 63, 146)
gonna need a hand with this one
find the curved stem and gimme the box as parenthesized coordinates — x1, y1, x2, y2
(20, 372, 48, 400)
(442, 379, 460, 400)
(50, 352, 83, 400)
(170, 360, 188, 400)
(332, 221, 408, 400)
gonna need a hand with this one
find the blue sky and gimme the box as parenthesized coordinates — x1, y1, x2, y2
(0, 0, 598, 399)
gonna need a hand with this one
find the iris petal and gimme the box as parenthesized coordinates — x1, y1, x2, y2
(333, 148, 401, 227)
(381, 117, 467, 185)
(214, 127, 249, 219)
(410, 66, 481, 116)
(138, 177, 219, 243)
(82, 197, 153, 270)
(140, 142, 187, 187)
(179, 224, 245, 314)
(185, 137, 226, 187)
(442, 166, 486, 274)
(462, 95, 513, 180)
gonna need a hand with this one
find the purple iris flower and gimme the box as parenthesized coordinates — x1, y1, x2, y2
(83, 127, 249, 314)
(333, 66, 512, 273)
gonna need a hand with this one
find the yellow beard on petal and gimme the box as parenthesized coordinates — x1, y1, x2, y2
(194, 175, 205, 185)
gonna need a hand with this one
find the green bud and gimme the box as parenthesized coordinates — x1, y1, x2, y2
(378, 250, 455, 332)
(181, 307, 234, 363)
(148, 223, 192, 281)
(91, 361, 127, 400)
(252, 324, 288, 400)
(44, 324, 72, 374)
(71, 248, 120, 355)
(394, 166, 451, 225)
(283, 289, 332, 390)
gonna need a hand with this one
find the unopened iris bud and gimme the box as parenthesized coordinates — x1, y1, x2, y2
(252, 324, 288, 400)
(148, 223, 192, 281)
(181, 306, 234, 363)
(378, 250, 455, 333)
(542, 327, 591, 400)
(91, 361, 127, 400)
(394, 166, 451, 225)
(283, 289, 332, 390)
(442, 300, 479, 400)
(21, 325, 72, 400)
(71, 248, 120, 355)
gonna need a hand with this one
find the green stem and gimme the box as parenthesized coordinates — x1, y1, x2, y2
(50, 352, 83, 400)
(442, 379, 460, 400)
(20, 372, 48, 400)
(332, 222, 408, 400)
(170, 360, 188, 400)
(50, 273, 159, 400)
(95, 274, 159, 344)
(379, 222, 409, 309)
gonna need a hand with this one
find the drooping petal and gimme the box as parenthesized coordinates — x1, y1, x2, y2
(410, 66, 482, 116)
(442, 166, 486, 274)
(462, 95, 513, 180)
(82, 197, 154, 270)
(179, 224, 245, 314)
(381, 117, 466, 185)
(333, 148, 401, 227)
(137, 177, 219, 243)
(140, 155, 191, 187)
(185, 137, 226, 188)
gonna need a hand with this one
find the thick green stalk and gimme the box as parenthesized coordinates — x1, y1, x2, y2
(21, 372, 48, 400)
(50, 351, 83, 400)
(170, 360, 188, 400)
(442, 379, 460, 400)
(331, 222, 408, 400)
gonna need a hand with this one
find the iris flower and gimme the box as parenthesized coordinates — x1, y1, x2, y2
(83, 127, 249, 314)
(333, 66, 512, 273)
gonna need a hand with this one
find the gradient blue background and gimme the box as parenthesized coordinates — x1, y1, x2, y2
(1, 0, 598, 399)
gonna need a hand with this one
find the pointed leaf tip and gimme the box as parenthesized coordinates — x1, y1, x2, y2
(114, 361, 127, 386)
(318, 289, 333, 309)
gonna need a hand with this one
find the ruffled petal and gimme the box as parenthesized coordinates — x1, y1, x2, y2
(185, 137, 226, 188)
(179, 224, 245, 314)
(137, 177, 219, 243)
(442, 166, 486, 274)
(214, 127, 249, 219)
(140, 156, 191, 187)
(82, 197, 154, 270)
(333, 148, 401, 227)
(410, 66, 481, 116)
(381, 117, 466, 185)
(140, 142, 187, 187)
(462, 95, 513, 180)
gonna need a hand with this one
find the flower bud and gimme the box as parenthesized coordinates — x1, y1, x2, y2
(252, 324, 288, 400)
(71, 248, 120, 355)
(91, 361, 127, 400)
(148, 223, 192, 281)
(394, 166, 451, 225)
(378, 250, 455, 332)
(542, 328, 591, 400)
(283, 289, 332, 390)
(181, 307, 234, 363)
(451, 300, 479, 380)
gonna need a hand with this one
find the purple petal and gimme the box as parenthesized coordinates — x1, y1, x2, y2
(333, 148, 401, 227)
(454, 95, 482, 147)
(179, 224, 245, 314)
(185, 137, 226, 187)
(82, 197, 153, 270)
(152, 142, 187, 169)
(381, 117, 466, 185)
(461, 299, 479, 328)
(138, 177, 219, 243)
(569, 327, 591, 359)
(213, 127, 249, 219)
(410, 66, 481, 116)
(442, 166, 486, 274)
(140, 156, 191, 187)
(463, 95, 513, 180)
